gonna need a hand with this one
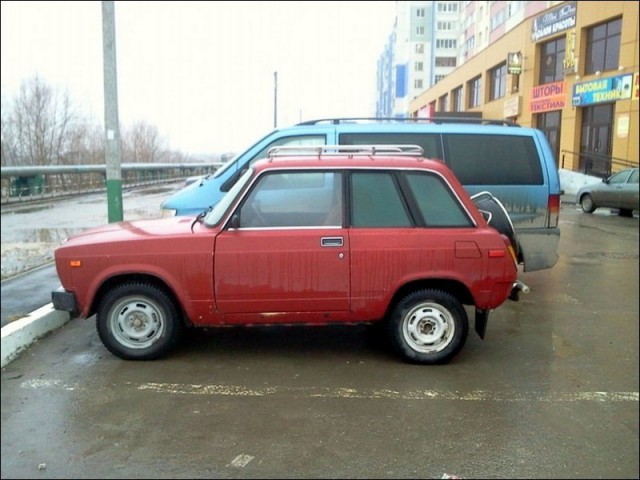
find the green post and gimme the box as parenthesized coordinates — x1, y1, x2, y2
(102, 1, 123, 222)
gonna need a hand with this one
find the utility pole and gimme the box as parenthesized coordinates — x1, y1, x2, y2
(273, 71, 278, 128)
(102, 1, 123, 222)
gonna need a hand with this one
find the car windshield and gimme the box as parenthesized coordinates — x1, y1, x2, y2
(204, 167, 254, 226)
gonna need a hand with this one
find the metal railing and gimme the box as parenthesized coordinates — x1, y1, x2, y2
(560, 150, 637, 179)
(0, 162, 223, 204)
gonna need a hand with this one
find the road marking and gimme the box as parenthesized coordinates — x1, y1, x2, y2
(20, 379, 639, 402)
(228, 454, 254, 468)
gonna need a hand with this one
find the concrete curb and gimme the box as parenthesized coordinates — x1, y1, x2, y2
(1, 304, 70, 367)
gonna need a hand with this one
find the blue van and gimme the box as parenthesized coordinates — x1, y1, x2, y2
(160, 118, 561, 272)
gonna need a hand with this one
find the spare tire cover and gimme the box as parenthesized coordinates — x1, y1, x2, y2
(471, 191, 519, 257)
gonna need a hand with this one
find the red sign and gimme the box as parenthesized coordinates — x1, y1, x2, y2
(530, 81, 566, 113)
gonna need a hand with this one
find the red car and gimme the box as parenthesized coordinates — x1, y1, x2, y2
(52, 145, 521, 364)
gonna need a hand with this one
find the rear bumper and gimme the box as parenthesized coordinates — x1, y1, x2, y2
(52, 287, 78, 315)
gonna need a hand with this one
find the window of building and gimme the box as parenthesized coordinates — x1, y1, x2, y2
(437, 21, 454, 31)
(415, 61, 424, 71)
(416, 43, 424, 54)
(468, 76, 482, 108)
(436, 39, 457, 49)
(490, 63, 506, 101)
(416, 8, 425, 17)
(539, 36, 566, 84)
(434, 74, 446, 84)
(490, 10, 505, 31)
(439, 93, 449, 112)
(414, 79, 424, 89)
(585, 17, 622, 74)
(452, 86, 464, 112)
(437, 2, 458, 13)
(417, 26, 425, 36)
(435, 57, 457, 67)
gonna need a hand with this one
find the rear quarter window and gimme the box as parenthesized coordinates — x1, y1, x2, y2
(404, 172, 474, 227)
(443, 134, 543, 185)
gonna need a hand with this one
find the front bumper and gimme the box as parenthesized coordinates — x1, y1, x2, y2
(52, 287, 78, 315)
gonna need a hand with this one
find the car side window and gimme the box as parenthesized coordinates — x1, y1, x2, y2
(351, 172, 412, 227)
(609, 170, 630, 184)
(404, 172, 474, 227)
(629, 170, 639, 184)
(238, 171, 340, 228)
(339, 133, 442, 160)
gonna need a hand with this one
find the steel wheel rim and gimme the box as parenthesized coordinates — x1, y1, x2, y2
(582, 196, 593, 211)
(109, 296, 165, 350)
(402, 302, 455, 353)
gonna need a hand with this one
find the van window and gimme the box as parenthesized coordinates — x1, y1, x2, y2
(443, 134, 543, 185)
(339, 133, 442, 160)
(253, 135, 326, 163)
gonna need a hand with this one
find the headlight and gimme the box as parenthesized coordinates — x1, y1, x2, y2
(161, 208, 177, 217)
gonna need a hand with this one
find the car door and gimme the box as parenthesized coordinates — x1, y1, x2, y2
(619, 169, 639, 210)
(213, 170, 350, 320)
(598, 169, 631, 208)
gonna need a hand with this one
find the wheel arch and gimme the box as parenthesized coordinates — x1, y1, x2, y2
(88, 273, 187, 326)
(385, 278, 473, 318)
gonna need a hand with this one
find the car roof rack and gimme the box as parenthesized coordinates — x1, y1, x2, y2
(296, 117, 520, 127)
(267, 144, 425, 159)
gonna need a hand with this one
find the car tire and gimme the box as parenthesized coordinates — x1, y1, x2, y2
(96, 282, 183, 360)
(387, 289, 468, 365)
(580, 193, 596, 213)
(618, 208, 633, 217)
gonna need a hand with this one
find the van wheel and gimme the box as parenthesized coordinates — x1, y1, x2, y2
(96, 282, 182, 360)
(580, 194, 596, 213)
(388, 289, 468, 364)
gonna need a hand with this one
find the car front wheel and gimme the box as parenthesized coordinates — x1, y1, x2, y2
(388, 289, 468, 364)
(580, 193, 596, 213)
(96, 282, 183, 360)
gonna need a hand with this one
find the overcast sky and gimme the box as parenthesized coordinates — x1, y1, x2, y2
(1, 1, 397, 155)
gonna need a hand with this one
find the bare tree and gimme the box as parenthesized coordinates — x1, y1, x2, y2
(4, 75, 77, 166)
(122, 121, 166, 163)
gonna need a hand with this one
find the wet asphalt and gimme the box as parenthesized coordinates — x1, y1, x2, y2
(1, 203, 638, 479)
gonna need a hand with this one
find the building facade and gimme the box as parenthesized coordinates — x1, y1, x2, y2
(376, 1, 463, 118)
(407, 1, 639, 176)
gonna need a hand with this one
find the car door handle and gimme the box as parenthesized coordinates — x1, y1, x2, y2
(321, 237, 344, 247)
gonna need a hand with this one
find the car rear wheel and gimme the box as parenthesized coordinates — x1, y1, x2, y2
(580, 194, 596, 213)
(388, 289, 468, 364)
(96, 282, 182, 360)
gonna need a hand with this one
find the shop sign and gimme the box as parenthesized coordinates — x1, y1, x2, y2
(530, 81, 566, 113)
(563, 31, 577, 75)
(572, 74, 633, 106)
(503, 96, 521, 117)
(507, 52, 522, 75)
(531, 1, 576, 42)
